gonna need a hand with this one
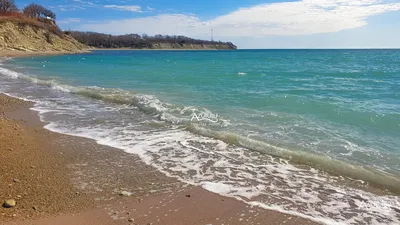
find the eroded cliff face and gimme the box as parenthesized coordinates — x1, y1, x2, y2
(0, 21, 87, 53)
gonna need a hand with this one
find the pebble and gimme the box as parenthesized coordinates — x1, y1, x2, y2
(3, 199, 16, 208)
(13, 178, 20, 183)
(128, 218, 134, 222)
(32, 206, 37, 211)
(119, 191, 132, 197)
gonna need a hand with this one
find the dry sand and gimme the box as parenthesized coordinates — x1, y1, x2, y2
(0, 94, 320, 225)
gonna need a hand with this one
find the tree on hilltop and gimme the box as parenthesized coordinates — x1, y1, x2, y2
(42, 8, 56, 20)
(23, 3, 56, 20)
(23, 3, 43, 18)
(0, 0, 18, 12)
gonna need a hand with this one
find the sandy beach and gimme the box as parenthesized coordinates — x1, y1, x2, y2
(0, 93, 319, 225)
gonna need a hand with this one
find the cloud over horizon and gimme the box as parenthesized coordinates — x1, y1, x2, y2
(104, 5, 142, 12)
(76, 0, 400, 39)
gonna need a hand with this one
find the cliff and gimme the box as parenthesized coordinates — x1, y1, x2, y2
(0, 17, 87, 53)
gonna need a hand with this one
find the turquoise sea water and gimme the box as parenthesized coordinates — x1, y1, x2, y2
(1, 50, 399, 224)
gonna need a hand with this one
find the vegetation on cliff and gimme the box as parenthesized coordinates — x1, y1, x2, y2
(0, 0, 56, 20)
(0, 0, 17, 12)
(0, 0, 86, 52)
(0, 19, 87, 52)
(69, 31, 237, 50)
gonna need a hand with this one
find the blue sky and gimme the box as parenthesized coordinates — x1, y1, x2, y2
(15, 0, 400, 49)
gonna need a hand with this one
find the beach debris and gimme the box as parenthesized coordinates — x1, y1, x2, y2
(13, 178, 20, 183)
(16, 195, 22, 199)
(185, 194, 191, 198)
(119, 191, 133, 197)
(2, 199, 16, 208)
(32, 206, 37, 211)
(128, 218, 134, 223)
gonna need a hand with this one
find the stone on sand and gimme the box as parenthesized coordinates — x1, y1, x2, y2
(119, 191, 132, 197)
(3, 199, 16, 208)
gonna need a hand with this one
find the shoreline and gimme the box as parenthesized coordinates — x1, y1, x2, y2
(0, 49, 91, 58)
(0, 93, 320, 225)
(0, 48, 227, 59)
(91, 48, 230, 51)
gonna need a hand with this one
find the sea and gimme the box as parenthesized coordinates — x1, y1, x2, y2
(0, 49, 399, 225)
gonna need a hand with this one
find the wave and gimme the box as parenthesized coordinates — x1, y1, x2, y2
(187, 125, 400, 194)
(1, 65, 400, 195)
(0, 66, 230, 127)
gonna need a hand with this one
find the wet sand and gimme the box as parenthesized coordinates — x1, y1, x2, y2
(0, 94, 319, 225)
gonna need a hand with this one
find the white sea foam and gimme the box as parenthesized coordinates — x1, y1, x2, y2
(33, 111, 400, 225)
(0, 67, 21, 79)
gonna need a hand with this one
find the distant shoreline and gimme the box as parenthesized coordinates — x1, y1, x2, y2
(0, 48, 231, 58)
(90, 48, 226, 51)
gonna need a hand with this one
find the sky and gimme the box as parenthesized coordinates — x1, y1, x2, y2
(15, 0, 400, 49)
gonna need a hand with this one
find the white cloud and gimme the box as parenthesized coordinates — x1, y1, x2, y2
(146, 6, 155, 11)
(78, 0, 400, 38)
(58, 18, 82, 24)
(104, 5, 142, 12)
(72, 0, 96, 6)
